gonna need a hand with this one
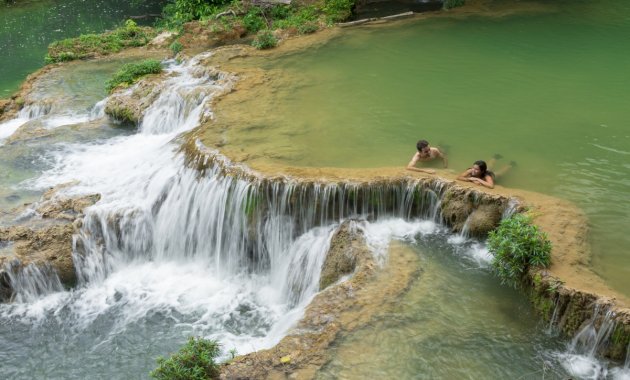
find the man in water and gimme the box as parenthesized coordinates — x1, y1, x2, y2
(406, 139, 448, 174)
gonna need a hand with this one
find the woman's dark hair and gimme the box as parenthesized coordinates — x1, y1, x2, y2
(416, 140, 429, 151)
(473, 160, 487, 175)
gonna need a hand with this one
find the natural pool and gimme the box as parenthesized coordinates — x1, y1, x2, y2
(1, 0, 629, 378)
(222, 0, 630, 297)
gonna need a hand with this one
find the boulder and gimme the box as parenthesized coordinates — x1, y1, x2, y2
(104, 75, 164, 125)
(466, 203, 503, 237)
(319, 220, 370, 290)
(0, 187, 101, 302)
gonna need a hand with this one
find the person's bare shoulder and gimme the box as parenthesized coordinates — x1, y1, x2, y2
(430, 147, 442, 157)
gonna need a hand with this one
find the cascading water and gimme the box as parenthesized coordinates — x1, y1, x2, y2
(1, 50, 626, 379)
(553, 306, 630, 379)
(0, 52, 460, 378)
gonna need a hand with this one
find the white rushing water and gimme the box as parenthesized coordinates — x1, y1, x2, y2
(3, 53, 451, 362)
(1, 51, 627, 379)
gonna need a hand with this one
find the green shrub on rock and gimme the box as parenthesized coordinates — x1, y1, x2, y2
(106, 59, 162, 93)
(170, 40, 183, 55)
(323, 0, 354, 23)
(444, 0, 465, 10)
(251, 30, 277, 49)
(243, 7, 266, 33)
(150, 337, 221, 380)
(488, 213, 551, 288)
(46, 20, 156, 64)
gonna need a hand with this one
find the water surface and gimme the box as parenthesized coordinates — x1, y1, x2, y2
(234, 0, 630, 295)
(0, 0, 166, 96)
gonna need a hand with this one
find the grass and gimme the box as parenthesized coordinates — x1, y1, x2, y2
(251, 30, 277, 49)
(443, 0, 465, 10)
(150, 337, 221, 380)
(45, 20, 156, 64)
(487, 213, 552, 288)
(105, 59, 162, 93)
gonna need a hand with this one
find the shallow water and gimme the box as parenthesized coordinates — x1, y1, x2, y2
(0, 0, 166, 96)
(1, 1, 629, 377)
(229, 0, 630, 296)
(0, 58, 138, 212)
(318, 224, 630, 379)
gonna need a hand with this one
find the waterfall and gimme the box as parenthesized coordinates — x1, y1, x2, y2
(0, 102, 50, 141)
(0, 52, 455, 357)
(501, 198, 519, 219)
(556, 305, 624, 379)
(546, 296, 561, 336)
(569, 307, 616, 358)
(2, 261, 64, 303)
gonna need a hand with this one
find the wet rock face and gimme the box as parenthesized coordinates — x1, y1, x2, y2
(439, 187, 507, 236)
(0, 224, 75, 286)
(0, 98, 13, 119)
(319, 221, 367, 290)
(526, 270, 630, 361)
(0, 186, 101, 302)
(466, 203, 504, 237)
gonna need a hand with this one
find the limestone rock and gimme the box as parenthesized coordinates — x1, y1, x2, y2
(440, 189, 473, 232)
(0, 187, 101, 302)
(466, 203, 503, 237)
(104, 75, 164, 125)
(319, 220, 368, 290)
(149, 31, 177, 49)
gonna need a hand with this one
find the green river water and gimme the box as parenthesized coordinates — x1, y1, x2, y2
(252, 0, 630, 297)
(0, 0, 629, 379)
(0, 0, 166, 96)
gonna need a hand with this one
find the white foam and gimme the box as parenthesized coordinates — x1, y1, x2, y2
(556, 353, 608, 380)
(0, 117, 29, 142)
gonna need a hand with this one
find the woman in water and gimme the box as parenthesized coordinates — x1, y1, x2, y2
(457, 160, 495, 188)
(457, 157, 513, 189)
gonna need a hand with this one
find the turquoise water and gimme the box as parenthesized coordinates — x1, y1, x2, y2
(249, 0, 630, 296)
(318, 237, 573, 379)
(0, 0, 166, 96)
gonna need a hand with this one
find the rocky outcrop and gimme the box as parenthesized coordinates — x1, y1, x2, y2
(439, 186, 511, 236)
(0, 186, 100, 302)
(104, 75, 164, 125)
(221, 221, 419, 379)
(319, 221, 368, 290)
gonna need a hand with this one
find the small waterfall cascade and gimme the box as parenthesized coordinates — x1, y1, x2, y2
(89, 99, 107, 120)
(0, 102, 52, 141)
(557, 305, 630, 379)
(546, 296, 561, 335)
(139, 54, 234, 136)
(502, 198, 520, 219)
(2, 261, 64, 303)
(568, 307, 616, 359)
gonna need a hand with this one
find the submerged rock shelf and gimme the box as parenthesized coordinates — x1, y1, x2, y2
(184, 137, 630, 365)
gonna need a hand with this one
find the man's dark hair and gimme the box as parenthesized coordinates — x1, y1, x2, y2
(416, 140, 429, 151)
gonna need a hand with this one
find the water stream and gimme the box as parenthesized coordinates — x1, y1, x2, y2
(1, 1, 630, 377)
(221, 0, 630, 296)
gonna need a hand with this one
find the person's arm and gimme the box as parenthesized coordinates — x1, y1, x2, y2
(457, 169, 473, 182)
(468, 174, 495, 189)
(406, 153, 436, 174)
